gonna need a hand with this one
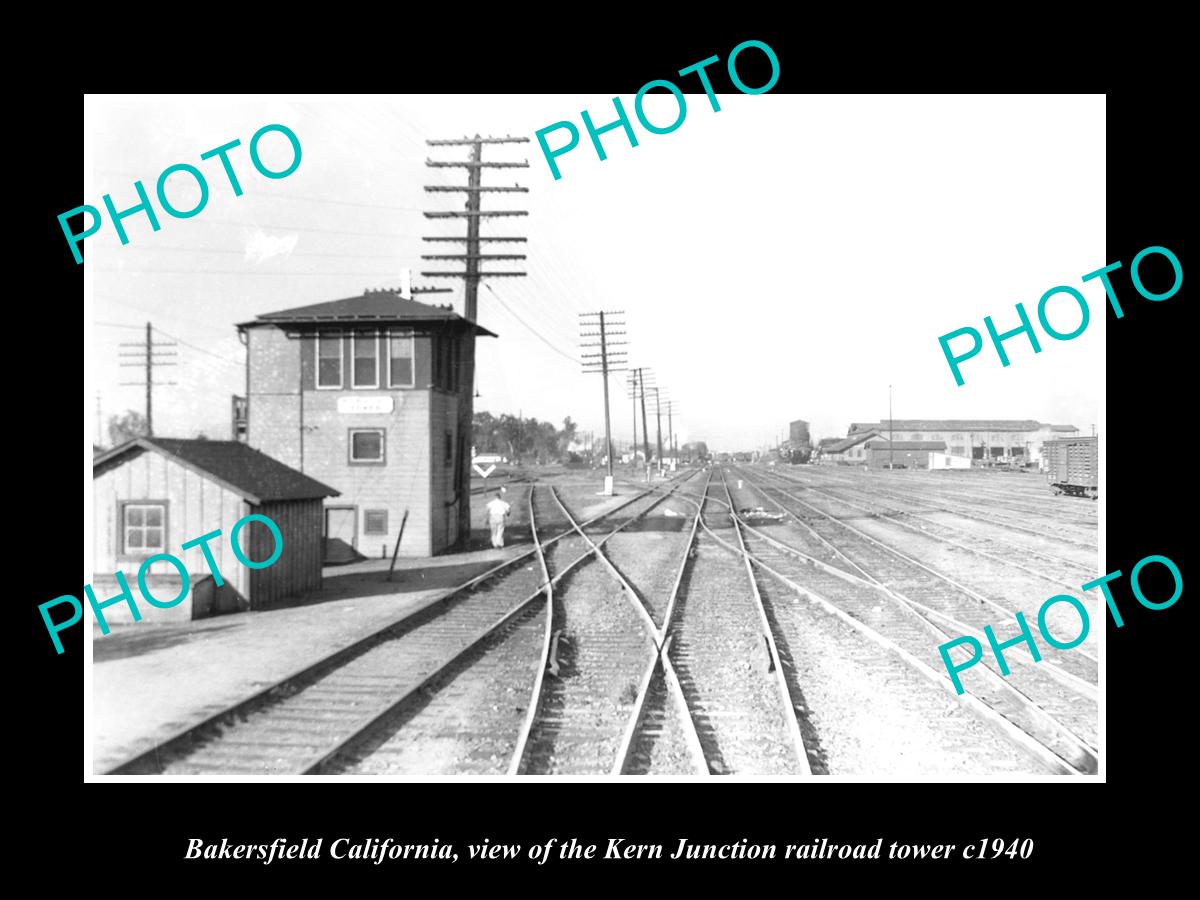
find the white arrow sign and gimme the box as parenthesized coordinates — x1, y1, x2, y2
(473, 463, 496, 479)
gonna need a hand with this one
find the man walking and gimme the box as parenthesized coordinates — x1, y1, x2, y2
(485, 488, 512, 549)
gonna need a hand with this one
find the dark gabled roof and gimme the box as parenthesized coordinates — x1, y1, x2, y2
(239, 289, 496, 336)
(865, 440, 948, 451)
(93, 438, 339, 504)
(1049, 424, 1080, 432)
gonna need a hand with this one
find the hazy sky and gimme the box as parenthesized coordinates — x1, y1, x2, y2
(85, 94, 1104, 451)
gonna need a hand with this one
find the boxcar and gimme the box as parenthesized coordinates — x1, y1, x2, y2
(1044, 436, 1098, 499)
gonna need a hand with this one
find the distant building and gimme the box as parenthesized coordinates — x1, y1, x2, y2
(820, 430, 883, 464)
(238, 289, 495, 559)
(93, 437, 338, 622)
(847, 420, 1078, 464)
(865, 440, 947, 469)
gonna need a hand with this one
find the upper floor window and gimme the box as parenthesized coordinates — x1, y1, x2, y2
(928, 433, 942, 441)
(909, 434, 922, 441)
(318, 332, 342, 388)
(950, 433, 964, 440)
(123, 502, 166, 554)
(352, 332, 379, 388)
(388, 330, 414, 388)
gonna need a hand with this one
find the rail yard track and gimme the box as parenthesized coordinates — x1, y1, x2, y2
(108, 475, 691, 776)
(776, 467, 1097, 551)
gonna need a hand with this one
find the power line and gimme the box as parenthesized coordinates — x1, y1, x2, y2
(152, 326, 243, 367)
(484, 284, 577, 365)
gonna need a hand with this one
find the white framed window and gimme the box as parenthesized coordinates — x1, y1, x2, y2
(123, 502, 166, 555)
(387, 329, 415, 388)
(352, 332, 380, 388)
(349, 428, 386, 464)
(317, 332, 343, 389)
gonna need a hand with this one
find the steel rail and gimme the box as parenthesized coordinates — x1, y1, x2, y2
(717, 468, 813, 775)
(759, 468, 1091, 591)
(669, 473, 1095, 774)
(737, 468, 1100, 669)
(732, 469, 1098, 700)
(318, 480, 700, 775)
(106, 478, 668, 775)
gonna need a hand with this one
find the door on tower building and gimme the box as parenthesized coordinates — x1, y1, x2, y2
(324, 506, 361, 564)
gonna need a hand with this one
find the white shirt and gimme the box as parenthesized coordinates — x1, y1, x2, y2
(485, 497, 511, 521)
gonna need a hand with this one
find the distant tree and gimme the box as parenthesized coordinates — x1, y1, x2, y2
(108, 410, 148, 447)
(557, 416, 578, 457)
(682, 441, 709, 460)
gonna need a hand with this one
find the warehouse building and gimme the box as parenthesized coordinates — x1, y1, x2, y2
(846, 420, 1078, 464)
(238, 289, 495, 560)
(865, 440, 947, 469)
(92, 437, 338, 623)
(820, 429, 883, 464)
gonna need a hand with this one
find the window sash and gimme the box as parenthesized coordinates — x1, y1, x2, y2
(352, 332, 379, 388)
(124, 504, 166, 553)
(317, 332, 343, 388)
(350, 429, 385, 462)
(387, 329, 415, 388)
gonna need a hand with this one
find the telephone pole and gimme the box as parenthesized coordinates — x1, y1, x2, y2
(119, 322, 176, 437)
(423, 135, 529, 547)
(580, 311, 627, 493)
(630, 368, 655, 478)
(665, 400, 680, 471)
(888, 384, 894, 471)
(652, 387, 665, 476)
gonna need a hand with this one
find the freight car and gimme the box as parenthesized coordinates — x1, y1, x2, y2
(1044, 436, 1098, 499)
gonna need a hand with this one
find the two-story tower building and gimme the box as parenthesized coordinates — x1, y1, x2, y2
(238, 289, 495, 559)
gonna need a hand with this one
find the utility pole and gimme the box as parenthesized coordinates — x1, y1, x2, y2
(580, 311, 627, 494)
(888, 383, 894, 471)
(423, 135, 529, 547)
(630, 373, 638, 469)
(653, 387, 665, 476)
(665, 400, 680, 471)
(632, 368, 654, 479)
(119, 322, 176, 438)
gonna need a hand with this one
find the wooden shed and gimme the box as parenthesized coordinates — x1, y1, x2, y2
(92, 437, 339, 623)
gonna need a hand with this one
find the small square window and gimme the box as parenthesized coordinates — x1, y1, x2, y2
(364, 509, 388, 534)
(349, 429, 386, 464)
(123, 502, 167, 555)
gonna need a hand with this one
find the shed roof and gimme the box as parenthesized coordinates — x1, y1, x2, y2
(93, 438, 340, 504)
(865, 440, 948, 451)
(240, 289, 497, 336)
(825, 431, 883, 453)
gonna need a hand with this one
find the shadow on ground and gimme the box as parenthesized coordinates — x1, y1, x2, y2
(94, 623, 243, 662)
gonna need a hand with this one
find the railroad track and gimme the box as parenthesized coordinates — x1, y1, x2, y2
(800, 467, 1099, 525)
(775, 468, 1097, 551)
(107, 478, 682, 776)
(798, 477, 1095, 581)
(726, 467, 1097, 767)
(753, 468, 1095, 599)
(733, 469, 1100, 679)
(677, 469, 1095, 774)
(660, 469, 810, 776)
(517, 480, 707, 775)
